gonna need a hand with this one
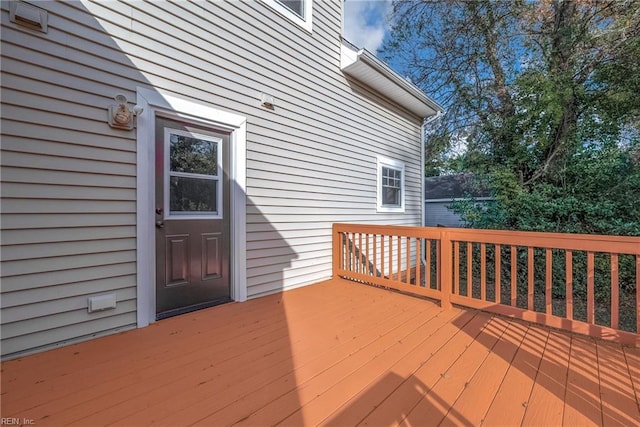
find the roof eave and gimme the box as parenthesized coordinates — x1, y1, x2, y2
(341, 39, 444, 118)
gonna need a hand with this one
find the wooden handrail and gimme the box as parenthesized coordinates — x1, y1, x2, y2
(332, 223, 640, 346)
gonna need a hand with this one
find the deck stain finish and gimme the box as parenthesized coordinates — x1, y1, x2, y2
(318, 308, 472, 427)
(399, 315, 510, 426)
(1, 279, 638, 427)
(563, 336, 604, 426)
(521, 330, 571, 426)
(439, 319, 528, 426)
(597, 340, 640, 426)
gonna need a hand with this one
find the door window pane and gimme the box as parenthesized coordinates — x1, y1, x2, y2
(170, 176, 218, 213)
(170, 133, 218, 175)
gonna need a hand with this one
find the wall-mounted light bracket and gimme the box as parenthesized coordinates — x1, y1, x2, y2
(108, 93, 143, 130)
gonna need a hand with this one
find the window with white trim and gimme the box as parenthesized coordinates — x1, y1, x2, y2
(377, 156, 405, 212)
(164, 128, 223, 219)
(264, 0, 313, 32)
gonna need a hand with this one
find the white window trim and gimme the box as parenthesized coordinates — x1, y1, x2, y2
(264, 0, 313, 32)
(376, 155, 406, 213)
(136, 87, 247, 329)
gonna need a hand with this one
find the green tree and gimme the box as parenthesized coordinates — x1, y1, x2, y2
(383, 0, 640, 236)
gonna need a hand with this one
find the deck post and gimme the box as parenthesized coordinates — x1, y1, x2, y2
(440, 230, 453, 309)
(332, 224, 341, 279)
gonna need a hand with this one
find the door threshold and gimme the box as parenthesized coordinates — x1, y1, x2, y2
(156, 297, 232, 320)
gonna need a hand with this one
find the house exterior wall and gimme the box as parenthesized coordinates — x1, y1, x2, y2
(424, 200, 466, 228)
(0, 0, 426, 359)
(423, 198, 496, 228)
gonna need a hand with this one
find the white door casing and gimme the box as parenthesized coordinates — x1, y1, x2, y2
(135, 87, 247, 327)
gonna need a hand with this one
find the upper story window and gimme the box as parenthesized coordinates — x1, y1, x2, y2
(377, 156, 405, 213)
(264, 0, 313, 32)
(279, 0, 304, 17)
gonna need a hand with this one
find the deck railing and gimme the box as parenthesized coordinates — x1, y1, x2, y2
(332, 223, 640, 346)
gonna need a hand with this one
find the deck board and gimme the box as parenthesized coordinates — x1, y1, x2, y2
(399, 315, 509, 426)
(439, 318, 528, 426)
(597, 340, 640, 425)
(70, 288, 397, 425)
(470, 323, 548, 426)
(279, 306, 468, 426)
(216, 297, 439, 426)
(105, 283, 429, 426)
(318, 308, 471, 427)
(563, 336, 604, 426)
(1, 278, 638, 426)
(119, 288, 421, 426)
(358, 311, 492, 426)
(521, 330, 571, 425)
(624, 346, 640, 419)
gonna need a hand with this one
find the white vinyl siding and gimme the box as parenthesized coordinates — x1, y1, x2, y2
(0, 0, 425, 358)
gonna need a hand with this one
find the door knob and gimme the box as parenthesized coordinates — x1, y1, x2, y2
(155, 221, 164, 229)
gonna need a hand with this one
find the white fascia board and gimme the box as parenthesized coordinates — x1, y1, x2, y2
(341, 39, 444, 118)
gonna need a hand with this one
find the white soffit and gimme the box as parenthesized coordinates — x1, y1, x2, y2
(341, 39, 443, 118)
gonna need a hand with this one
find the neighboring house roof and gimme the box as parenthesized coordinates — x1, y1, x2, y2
(340, 39, 443, 118)
(425, 174, 492, 200)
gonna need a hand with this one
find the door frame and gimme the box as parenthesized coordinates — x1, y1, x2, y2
(135, 87, 247, 328)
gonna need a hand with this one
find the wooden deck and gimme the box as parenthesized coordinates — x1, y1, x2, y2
(2, 278, 639, 426)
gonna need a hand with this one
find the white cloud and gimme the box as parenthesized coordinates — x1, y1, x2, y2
(343, 0, 392, 53)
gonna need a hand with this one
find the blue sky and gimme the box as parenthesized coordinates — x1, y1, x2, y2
(342, 0, 392, 53)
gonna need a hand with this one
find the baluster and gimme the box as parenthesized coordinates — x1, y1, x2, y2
(416, 238, 422, 287)
(388, 235, 393, 280)
(426, 240, 431, 289)
(611, 253, 619, 330)
(351, 232, 357, 274)
(479, 243, 486, 301)
(339, 232, 344, 271)
(528, 247, 534, 311)
(358, 233, 363, 273)
(405, 236, 411, 285)
(397, 234, 401, 281)
(436, 240, 441, 291)
(587, 251, 595, 324)
(440, 231, 452, 309)
(511, 246, 517, 307)
(345, 232, 352, 271)
(495, 244, 501, 304)
(380, 234, 385, 278)
(566, 250, 573, 320)
(454, 241, 460, 296)
(373, 234, 378, 277)
(365, 233, 370, 276)
(467, 242, 472, 297)
(546, 248, 552, 315)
